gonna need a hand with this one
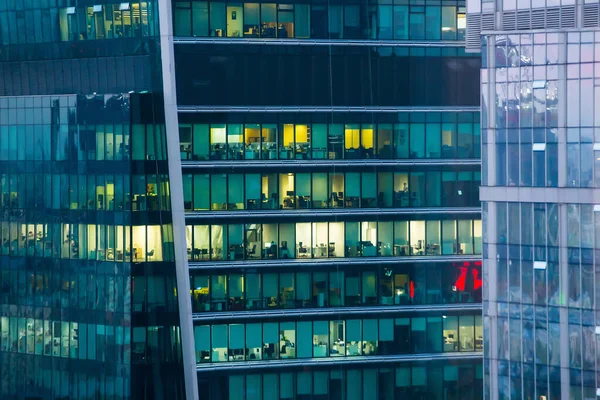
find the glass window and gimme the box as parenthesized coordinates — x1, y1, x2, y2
(330, 271, 344, 306)
(243, 3, 259, 37)
(263, 322, 279, 359)
(211, 174, 226, 210)
(296, 223, 312, 258)
(330, 173, 344, 208)
(262, 124, 277, 159)
(228, 174, 244, 210)
(441, 7, 457, 40)
(409, 172, 425, 207)
(245, 174, 261, 210)
(313, 321, 328, 357)
(392, 6, 407, 39)
(312, 173, 328, 208)
(280, 322, 296, 358)
(329, 222, 344, 257)
(244, 124, 261, 159)
(443, 316, 458, 352)
(344, 5, 361, 39)
(393, 173, 409, 207)
(410, 123, 425, 158)
(210, 124, 227, 159)
(279, 223, 295, 258)
(377, 124, 393, 158)
(344, 124, 360, 158)
(246, 273, 261, 307)
(328, 124, 343, 159)
(410, 221, 425, 255)
(329, 320, 345, 356)
(426, 171, 441, 207)
(279, 273, 295, 309)
(426, 221, 441, 255)
(457, 123, 472, 158)
(425, 6, 441, 40)
(209, 2, 226, 36)
(378, 172, 393, 207)
(427, 316, 443, 352)
(295, 4, 310, 38)
(458, 220, 473, 254)
(192, 2, 209, 37)
(211, 325, 228, 361)
(263, 274, 278, 307)
(312, 124, 328, 159)
(361, 172, 377, 207)
(329, 5, 343, 39)
(411, 317, 426, 352)
(459, 315, 474, 351)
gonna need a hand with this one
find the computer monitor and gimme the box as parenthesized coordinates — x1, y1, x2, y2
(337, 192, 343, 197)
(265, 242, 271, 249)
(286, 191, 294, 196)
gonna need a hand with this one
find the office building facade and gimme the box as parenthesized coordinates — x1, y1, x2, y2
(175, 0, 484, 398)
(0, 1, 482, 399)
(467, 0, 600, 398)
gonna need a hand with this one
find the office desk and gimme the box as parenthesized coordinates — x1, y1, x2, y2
(362, 246, 377, 257)
(279, 149, 292, 159)
(282, 197, 295, 209)
(312, 148, 326, 159)
(313, 345, 327, 357)
(313, 245, 328, 257)
(246, 149, 260, 159)
(444, 342, 456, 352)
(394, 244, 409, 257)
(426, 244, 440, 255)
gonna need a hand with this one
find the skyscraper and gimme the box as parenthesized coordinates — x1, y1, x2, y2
(1, 1, 482, 399)
(466, 0, 600, 398)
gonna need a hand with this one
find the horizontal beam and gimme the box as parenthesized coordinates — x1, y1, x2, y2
(196, 352, 482, 371)
(192, 303, 482, 321)
(185, 207, 481, 220)
(188, 254, 482, 270)
(175, 37, 467, 47)
(178, 106, 481, 113)
(182, 159, 481, 169)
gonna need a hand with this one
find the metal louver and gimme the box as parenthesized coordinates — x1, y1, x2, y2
(545, 7, 560, 28)
(466, 13, 482, 53)
(583, 3, 599, 28)
(560, 5, 576, 27)
(531, 9, 545, 29)
(481, 13, 496, 31)
(516, 11, 531, 29)
(502, 12, 516, 30)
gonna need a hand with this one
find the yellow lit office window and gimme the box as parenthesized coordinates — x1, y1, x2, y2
(344, 125, 360, 149)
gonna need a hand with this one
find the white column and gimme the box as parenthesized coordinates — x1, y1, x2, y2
(158, 1, 199, 399)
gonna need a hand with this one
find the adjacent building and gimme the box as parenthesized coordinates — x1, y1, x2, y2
(467, 0, 600, 398)
(0, 2, 197, 400)
(0, 1, 484, 399)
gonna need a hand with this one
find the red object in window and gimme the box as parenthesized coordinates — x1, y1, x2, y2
(409, 281, 414, 299)
(454, 267, 483, 291)
(472, 268, 483, 290)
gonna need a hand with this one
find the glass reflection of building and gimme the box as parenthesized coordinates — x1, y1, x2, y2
(0, 2, 198, 400)
(467, 0, 600, 399)
(174, 0, 483, 397)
